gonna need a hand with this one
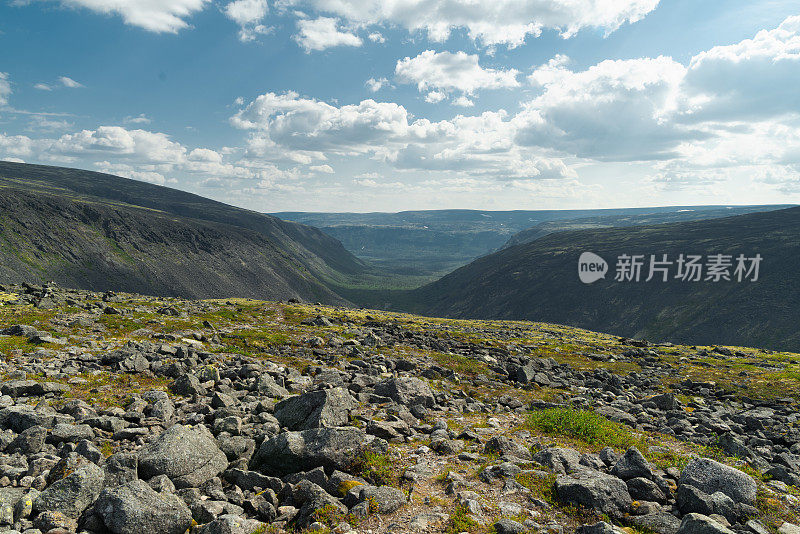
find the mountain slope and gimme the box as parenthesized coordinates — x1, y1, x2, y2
(501, 206, 792, 248)
(274, 206, 790, 278)
(0, 162, 366, 303)
(410, 207, 800, 351)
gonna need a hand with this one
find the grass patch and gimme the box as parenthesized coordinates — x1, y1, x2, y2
(351, 450, 399, 487)
(524, 408, 644, 450)
(444, 505, 485, 534)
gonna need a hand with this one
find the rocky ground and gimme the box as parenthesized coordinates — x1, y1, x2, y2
(0, 282, 797, 534)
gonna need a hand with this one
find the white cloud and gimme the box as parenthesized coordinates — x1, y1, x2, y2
(27, 116, 73, 133)
(365, 77, 389, 92)
(396, 50, 519, 97)
(51, 127, 184, 163)
(0, 73, 11, 106)
(294, 17, 362, 52)
(224, 0, 270, 41)
(277, 0, 660, 47)
(59, 76, 83, 88)
(516, 55, 695, 161)
(367, 32, 385, 43)
(680, 15, 800, 122)
(424, 91, 445, 103)
(48, 0, 209, 33)
(34, 83, 52, 91)
(452, 96, 474, 107)
(124, 114, 152, 125)
(310, 164, 334, 173)
(231, 91, 576, 181)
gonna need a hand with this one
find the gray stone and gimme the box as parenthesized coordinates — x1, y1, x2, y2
(358, 485, 406, 514)
(778, 524, 800, 534)
(33, 458, 104, 518)
(613, 447, 654, 480)
(7, 425, 46, 454)
(495, 517, 527, 534)
(679, 458, 756, 506)
(484, 436, 532, 461)
(676, 513, 737, 534)
(251, 426, 378, 477)
(629, 512, 682, 534)
(95, 479, 192, 534)
(274, 387, 356, 430)
(374, 377, 435, 407)
(196, 514, 265, 534)
(533, 447, 582, 474)
(555, 470, 632, 518)
(138, 424, 228, 488)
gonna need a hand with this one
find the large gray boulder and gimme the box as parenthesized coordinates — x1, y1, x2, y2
(274, 387, 356, 430)
(196, 514, 265, 534)
(612, 447, 654, 480)
(676, 513, 737, 534)
(679, 458, 756, 506)
(533, 447, 582, 474)
(33, 457, 104, 518)
(629, 512, 682, 534)
(251, 427, 379, 476)
(138, 424, 227, 488)
(374, 377, 435, 407)
(95, 479, 192, 534)
(555, 470, 632, 518)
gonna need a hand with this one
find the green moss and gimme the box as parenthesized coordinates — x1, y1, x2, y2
(351, 450, 399, 487)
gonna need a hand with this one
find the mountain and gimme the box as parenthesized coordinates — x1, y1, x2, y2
(0, 162, 368, 303)
(409, 206, 800, 351)
(274, 206, 790, 279)
(502, 205, 793, 248)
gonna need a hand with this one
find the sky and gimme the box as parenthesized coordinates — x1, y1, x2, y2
(1, 0, 800, 212)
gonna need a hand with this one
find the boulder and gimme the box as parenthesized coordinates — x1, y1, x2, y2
(33, 457, 104, 518)
(251, 427, 379, 477)
(483, 436, 532, 461)
(358, 485, 406, 514)
(613, 447, 654, 480)
(679, 458, 756, 506)
(555, 470, 632, 518)
(196, 514, 265, 534)
(373, 377, 435, 407)
(629, 512, 682, 534)
(274, 387, 356, 430)
(95, 479, 192, 534)
(533, 447, 582, 474)
(676, 513, 737, 534)
(138, 424, 228, 488)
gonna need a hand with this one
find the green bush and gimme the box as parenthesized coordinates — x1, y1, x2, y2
(525, 407, 643, 450)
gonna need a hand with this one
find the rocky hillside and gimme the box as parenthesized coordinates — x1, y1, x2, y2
(409, 207, 800, 352)
(0, 283, 797, 534)
(0, 162, 368, 303)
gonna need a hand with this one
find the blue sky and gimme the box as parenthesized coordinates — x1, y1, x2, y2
(1, 0, 799, 212)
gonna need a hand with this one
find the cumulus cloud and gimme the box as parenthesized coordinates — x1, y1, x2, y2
(231, 91, 575, 180)
(51, 126, 187, 163)
(277, 0, 660, 47)
(365, 77, 389, 92)
(124, 114, 152, 125)
(680, 15, 800, 122)
(224, 0, 270, 41)
(310, 164, 334, 173)
(396, 50, 519, 97)
(516, 55, 696, 161)
(44, 0, 209, 33)
(0, 73, 10, 106)
(59, 76, 83, 88)
(34, 83, 52, 91)
(294, 17, 362, 52)
(367, 32, 385, 43)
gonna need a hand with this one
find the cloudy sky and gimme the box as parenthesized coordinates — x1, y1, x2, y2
(1, 0, 799, 212)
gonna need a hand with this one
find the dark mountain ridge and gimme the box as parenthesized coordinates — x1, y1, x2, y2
(0, 162, 366, 303)
(409, 206, 800, 351)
